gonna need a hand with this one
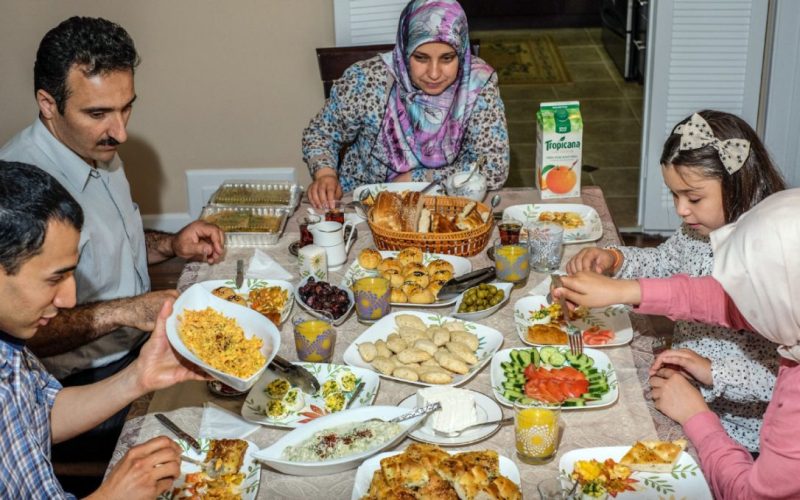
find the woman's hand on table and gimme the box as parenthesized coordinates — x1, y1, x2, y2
(566, 247, 617, 275)
(650, 348, 713, 386)
(131, 299, 210, 394)
(89, 436, 182, 500)
(392, 171, 413, 182)
(308, 168, 343, 209)
(554, 271, 642, 309)
(649, 371, 710, 425)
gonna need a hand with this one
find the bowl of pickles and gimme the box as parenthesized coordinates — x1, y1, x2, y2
(451, 282, 513, 321)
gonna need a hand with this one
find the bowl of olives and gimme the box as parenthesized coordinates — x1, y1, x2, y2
(451, 282, 513, 321)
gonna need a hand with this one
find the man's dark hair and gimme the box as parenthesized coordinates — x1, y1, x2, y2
(0, 161, 84, 275)
(34, 16, 140, 114)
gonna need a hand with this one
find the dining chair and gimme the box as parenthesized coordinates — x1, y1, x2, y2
(315, 40, 480, 98)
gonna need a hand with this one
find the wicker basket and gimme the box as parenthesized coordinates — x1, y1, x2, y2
(367, 196, 494, 256)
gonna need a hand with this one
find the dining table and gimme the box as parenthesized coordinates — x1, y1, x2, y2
(106, 186, 691, 499)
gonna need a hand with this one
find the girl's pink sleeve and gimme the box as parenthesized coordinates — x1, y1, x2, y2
(634, 274, 752, 330)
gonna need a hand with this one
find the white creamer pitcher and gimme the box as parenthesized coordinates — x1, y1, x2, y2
(309, 220, 356, 268)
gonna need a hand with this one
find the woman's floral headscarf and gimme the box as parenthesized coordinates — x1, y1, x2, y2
(378, 0, 494, 177)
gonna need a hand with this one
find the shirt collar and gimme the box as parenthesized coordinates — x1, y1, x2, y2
(0, 331, 26, 352)
(30, 118, 110, 193)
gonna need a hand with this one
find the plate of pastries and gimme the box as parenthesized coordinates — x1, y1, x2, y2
(342, 247, 471, 306)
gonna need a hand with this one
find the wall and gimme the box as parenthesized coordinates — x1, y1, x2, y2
(0, 0, 334, 215)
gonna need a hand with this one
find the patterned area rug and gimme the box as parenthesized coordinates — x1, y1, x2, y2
(479, 35, 571, 84)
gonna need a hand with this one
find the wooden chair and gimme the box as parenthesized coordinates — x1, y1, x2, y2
(315, 40, 480, 98)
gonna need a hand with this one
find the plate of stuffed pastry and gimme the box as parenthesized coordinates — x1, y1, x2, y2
(341, 247, 471, 306)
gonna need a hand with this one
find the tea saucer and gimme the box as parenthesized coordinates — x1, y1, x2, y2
(289, 226, 357, 257)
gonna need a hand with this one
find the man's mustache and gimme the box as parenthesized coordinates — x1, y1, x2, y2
(97, 137, 121, 147)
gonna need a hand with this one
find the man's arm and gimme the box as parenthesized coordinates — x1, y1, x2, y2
(26, 290, 178, 357)
(49, 300, 207, 443)
(145, 221, 224, 265)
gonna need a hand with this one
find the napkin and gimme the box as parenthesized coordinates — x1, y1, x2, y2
(246, 249, 293, 281)
(198, 402, 260, 440)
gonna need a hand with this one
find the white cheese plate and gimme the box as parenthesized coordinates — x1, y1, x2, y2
(341, 250, 472, 307)
(502, 203, 602, 244)
(559, 446, 712, 499)
(397, 390, 504, 446)
(342, 311, 504, 387)
(252, 405, 425, 476)
(166, 283, 281, 392)
(514, 295, 633, 347)
(351, 450, 521, 500)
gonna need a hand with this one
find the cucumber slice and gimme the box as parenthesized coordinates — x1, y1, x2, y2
(518, 397, 536, 405)
(588, 382, 609, 393)
(565, 352, 581, 365)
(509, 350, 522, 366)
(530, 348, 541, 367)
(548, 351, 567, 367)
(519, 349, 532, 367)
(539, 346, 558, 365)
(501, 361, 515, 372)
(503, 389, 524, 401)
(562, 397, 586, 407)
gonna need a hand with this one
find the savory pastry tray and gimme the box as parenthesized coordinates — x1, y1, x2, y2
(200, 205, 290, 246)
(208, 181, 302, 211)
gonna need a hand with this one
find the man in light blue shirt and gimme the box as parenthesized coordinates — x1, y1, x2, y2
(0, 16, 224, 467)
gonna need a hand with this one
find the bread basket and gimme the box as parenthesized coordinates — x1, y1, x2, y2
(367, 196, 494, 256)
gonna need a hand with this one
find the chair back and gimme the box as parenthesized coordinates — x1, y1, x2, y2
(315, 40, 480, 98)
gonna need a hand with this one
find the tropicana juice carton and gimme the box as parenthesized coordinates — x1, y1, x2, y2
(536, 101, 583, 199)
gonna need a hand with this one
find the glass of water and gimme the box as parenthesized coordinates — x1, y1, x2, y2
(528, 222, 564, 273)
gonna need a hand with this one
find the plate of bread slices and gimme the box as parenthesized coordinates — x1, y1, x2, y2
(559, 441, 712, 499)
(342, 247, 471, 306)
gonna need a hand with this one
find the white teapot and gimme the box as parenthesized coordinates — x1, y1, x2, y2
(309, 220, 356, 269)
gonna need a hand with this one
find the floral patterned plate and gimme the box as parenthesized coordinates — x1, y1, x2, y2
(502, 203, 603, 244)
(559, 446, 711, 499)
(241, 362, 379, 428)
(514, 295, 633, 347)
(340, 251, 472, 307)
(197, 278, 294, 325)
(159, 438, 260, 499)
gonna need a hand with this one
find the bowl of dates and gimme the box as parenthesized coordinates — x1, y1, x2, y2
(295, 276, 354, 326)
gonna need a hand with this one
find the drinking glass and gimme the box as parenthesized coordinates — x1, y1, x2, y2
(528, 222, 564, 273)
(514, 400, 561, 464)
(494, 238, 530, 289)
(537, 478, 570, 499)
(352, 277, 391, 324)
(299, 214, 321, 248)
(293, 315, 336, 362)
(325, 200, 345, 224)
(498, 217, 523, 245)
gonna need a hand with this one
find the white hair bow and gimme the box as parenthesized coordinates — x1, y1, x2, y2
(673, 113, 751, 174)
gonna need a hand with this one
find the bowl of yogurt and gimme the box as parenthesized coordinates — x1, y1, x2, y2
(445, 167, 487, 202)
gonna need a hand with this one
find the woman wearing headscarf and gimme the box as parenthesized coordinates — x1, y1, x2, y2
(555, 188, 800, 499)
(303, 0, 509, 209)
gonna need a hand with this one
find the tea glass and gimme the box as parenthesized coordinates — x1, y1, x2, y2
(514, 400, 561, 464)
(325, 200, 345, 224)
(352, 277, 392, 324)
(293, 315, 336, 362)
(498, 217, 523, 245)
(528, 222, 564, 273)
(537, 478, 570, 500)
(494, 238, 530, 289)
(299, 214, 321, 248)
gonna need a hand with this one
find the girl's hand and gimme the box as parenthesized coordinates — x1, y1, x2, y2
(555, 271, 642, 308)
(308, 170, 343, 209)
(649, 372, 710, 425)
(650, 349, 713, 386)
(566, 248, 617, 275)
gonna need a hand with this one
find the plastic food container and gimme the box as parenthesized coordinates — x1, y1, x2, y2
(208, 181, 303, 212)
(200, 206, 290, 246)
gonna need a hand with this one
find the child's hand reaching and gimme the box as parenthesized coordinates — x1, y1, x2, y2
(554, 271, 642, 309)
(566, 248, 618, 275)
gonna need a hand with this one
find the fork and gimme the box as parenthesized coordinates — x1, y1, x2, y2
(180, 455, 228, 479)
(551, 274, 583, 356)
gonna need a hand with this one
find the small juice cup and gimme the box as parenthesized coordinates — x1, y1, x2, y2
(514, 401, 561, 464)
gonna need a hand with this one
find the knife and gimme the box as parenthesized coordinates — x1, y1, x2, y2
(550, 274, 580, 335)
(235, 259, 244, 289)
(268, 355, 321, 394)
(437, 267, 496, 301)
(155, 413, 201, 452)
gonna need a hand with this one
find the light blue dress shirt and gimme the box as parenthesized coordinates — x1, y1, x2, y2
(0, 119, 150, 378)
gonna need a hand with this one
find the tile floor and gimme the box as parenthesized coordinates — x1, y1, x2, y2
(474, 27, 645, 229)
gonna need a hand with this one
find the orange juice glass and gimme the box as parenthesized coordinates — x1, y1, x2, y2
(514, 401, 561, 464)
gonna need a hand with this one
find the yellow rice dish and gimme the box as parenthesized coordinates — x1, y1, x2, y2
(178, 307, 266, 378)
